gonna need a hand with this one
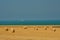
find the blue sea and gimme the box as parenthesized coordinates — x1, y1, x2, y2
(0, 20, 60, 25)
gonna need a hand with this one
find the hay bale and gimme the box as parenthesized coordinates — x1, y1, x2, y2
(45, 27, 47, 30)
(12, 29, 15, 33)
(44, 26, 48, 30)
(36, 28, 38, 30)
(11, 28, 15, 33)
(24, 27, 27, 29)
(5, 27, 8, 31)
(34, 27, 38, 30)
(53, 28, 56, 32)
(24, 26, 28, 29)
(6, 28, 8, 31)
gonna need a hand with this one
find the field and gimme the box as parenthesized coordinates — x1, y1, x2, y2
(0, 25, 60, 40)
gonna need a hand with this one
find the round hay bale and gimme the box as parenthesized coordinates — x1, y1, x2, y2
(36, 28, 38, 30)
(6, 28, 8, 31)
(45, 27, 47, 30)
(12, 29, 15, 33)
(24, 26, 27, 29)
(53, 28, 56, 32)
(11, 28, 15, 33)
(5, 27, 8, 31)
(44, 26, 48, 30)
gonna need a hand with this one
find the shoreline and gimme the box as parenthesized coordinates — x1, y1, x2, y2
(0, 25, 60, 28)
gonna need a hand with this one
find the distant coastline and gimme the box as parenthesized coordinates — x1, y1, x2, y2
(0, 20, 60, 25)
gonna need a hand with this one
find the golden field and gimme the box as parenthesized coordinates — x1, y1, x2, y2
(0, 25, 60, 40)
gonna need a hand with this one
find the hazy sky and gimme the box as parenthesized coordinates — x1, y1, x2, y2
(0, 0, 60, 20)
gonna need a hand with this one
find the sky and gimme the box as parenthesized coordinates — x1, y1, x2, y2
(0, 0, 60, 20)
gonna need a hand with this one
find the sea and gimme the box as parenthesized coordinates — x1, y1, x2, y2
(0, 20, 60, 25)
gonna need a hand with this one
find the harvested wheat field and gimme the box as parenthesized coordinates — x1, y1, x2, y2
(0, 25, 60, 40)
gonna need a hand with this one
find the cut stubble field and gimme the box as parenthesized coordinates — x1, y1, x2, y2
(0, 25, 60, 40)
